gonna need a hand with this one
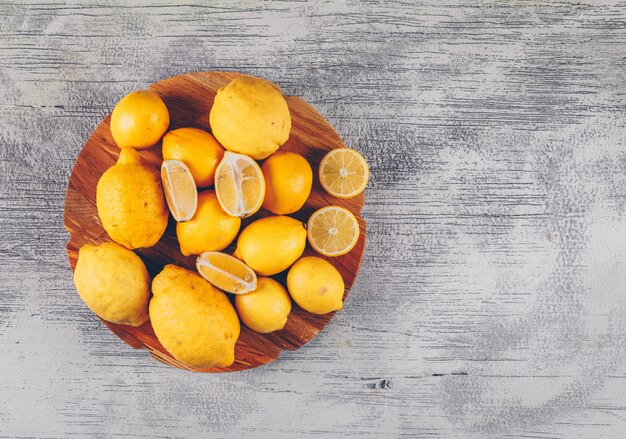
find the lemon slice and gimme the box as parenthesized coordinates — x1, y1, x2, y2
(319, 148, 369, 199)
(196, 251, 257, 295)
(215, 151, 265, 218)
(161, 159, 198, 222)
(307, 206, 360, 257)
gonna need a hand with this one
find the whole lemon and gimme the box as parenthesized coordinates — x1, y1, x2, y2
(176, 190, 240, 256)
(235, 277, 292, 333)
(287, 256, 344, 314)
(149, 265, 240, 368)
(73, 242, 150, 326)
(236, 215, 306, 276)
(96, 148, 168, 249)
(262, 152, 312, 214)
(209, 76, 291, 160)
(162, 127, 224, 187)
(110, 90, 169, 150)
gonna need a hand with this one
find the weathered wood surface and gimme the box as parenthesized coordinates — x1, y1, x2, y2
(2, 1, 626, 437)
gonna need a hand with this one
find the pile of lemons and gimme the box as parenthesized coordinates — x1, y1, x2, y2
(73, 75, 369, 368)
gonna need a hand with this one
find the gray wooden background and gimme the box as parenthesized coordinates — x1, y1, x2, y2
(2, 1, 626, 438)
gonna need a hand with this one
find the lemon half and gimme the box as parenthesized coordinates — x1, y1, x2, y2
(307, 206, 360, 257)
(319, 148, 369, 199)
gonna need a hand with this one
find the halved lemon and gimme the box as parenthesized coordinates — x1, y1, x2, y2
(196, 251, 257, 295)
(307, 206, 360, 257)
(319, 148, 369, 199)
(215, 151, 265, 218)
(161, 159, 198, 222)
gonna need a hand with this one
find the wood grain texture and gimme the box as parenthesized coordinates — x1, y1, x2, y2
(2, 0, 626, 438)
(64, 71, 366, 372)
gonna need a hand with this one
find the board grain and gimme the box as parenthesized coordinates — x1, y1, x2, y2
(64, 71, 366, 372)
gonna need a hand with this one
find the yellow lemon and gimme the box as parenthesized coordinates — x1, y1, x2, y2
(110, 90, 169, 150)
(319, 148, 369, 198)
(236, 215, 306, 276)
(73, 242, 150, 327)
(209, 76, 291, 160)
(287, 256, 344, 314)
(176, 190, 240, 256)
(262, 151, 312, 214)
(96, 148, 168, 249)
(214, 151, 265, 218)
(196, 251, 257, 295)
(149, 265, 240, 368)
(162, 127, 224, 187)
(235, 277, 292, 333)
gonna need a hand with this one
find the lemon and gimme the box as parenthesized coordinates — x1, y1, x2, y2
(236, 215, 306, 276)
(149, 265, 240, 368)
(196, 251, 257, 295)
(73, 242, 150, 326)
(235, 277, 291, 333)
(110, 90, 169, 150)
(214, 151, 265, 218)
(262, 151, 312, 214)
(287, 256, 344, 314)
(307, 206, 360, 257)
(176, 190, 240, 256)
(209, 76, 291, 160)
(162, 127, 224, 187)
(161, 160, 198, 222)
(319, 148, 369, 198)
(96, 148, 168, 249)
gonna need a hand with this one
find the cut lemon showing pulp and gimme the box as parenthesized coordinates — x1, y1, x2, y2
(215, 151, 265, 218)
(196, 251, 257, 295)
(161, 159, 198, 222)
(307, 206, 360, 257)
(319, 148, 369, 199)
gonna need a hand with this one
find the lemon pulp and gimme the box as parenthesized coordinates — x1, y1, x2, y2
(307, 206, 360, 257)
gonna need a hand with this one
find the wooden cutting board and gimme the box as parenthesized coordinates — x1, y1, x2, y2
(64, 71, 366, 372)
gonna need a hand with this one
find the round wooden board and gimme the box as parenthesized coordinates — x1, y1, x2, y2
(64, 71, 366, 372)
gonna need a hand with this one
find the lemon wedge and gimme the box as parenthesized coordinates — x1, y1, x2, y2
(215, 151, 265, 218)
(307, 206, 360, 257)
(196, 251, 257, 295)
(161, 159, 198, 222)
(319, 148, 369, 199)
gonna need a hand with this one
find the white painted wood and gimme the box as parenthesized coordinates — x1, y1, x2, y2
(2, 1, 626, 437)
